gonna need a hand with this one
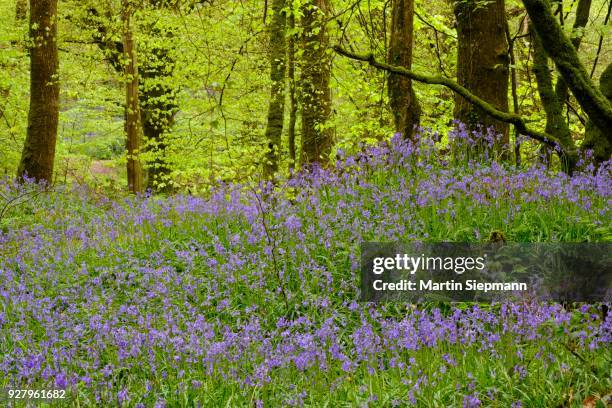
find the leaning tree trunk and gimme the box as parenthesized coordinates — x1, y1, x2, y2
(122, 1, 143, 194)
(17, 0, 59, 183)
(522, 0, 612, 137)
(388, 0, 421, 140)
(530, 23, 577, 172)
(583, 63, 612, 164)
(263, 0, 287, 178)
(453, 0, 510, 150)
(299, 0, 333, 166)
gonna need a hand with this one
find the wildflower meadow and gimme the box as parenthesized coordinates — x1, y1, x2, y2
(0, 130, 610, 407)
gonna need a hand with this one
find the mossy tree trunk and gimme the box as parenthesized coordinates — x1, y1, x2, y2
(583, 63, 612, 164)
(299, 0, 333, 166)
(263, 0, 287, 178)
(522, 0, 612, 137)
(122, 1, 144, 194)
(287, 10, 298, 171)
(530, 23, 577, 172)
(87, 6, 178, 193)
(139, 32, 178, 192)
(454, 0, 510, 150)
(387, 0, 421, 140)
(17, 0, 59, 183)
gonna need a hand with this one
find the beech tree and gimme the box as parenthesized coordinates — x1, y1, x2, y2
(87, 5, 178, 192)
(453, 0, 510, 148)
(263, 0, 287, 177)
(122, 0, 144, 193)
(299, 0, 333, 166)
(387, 0, 421, 140)
(139, 26, 179, 192)
(287, 9, 298, 170)
(18, 0, 60, 183)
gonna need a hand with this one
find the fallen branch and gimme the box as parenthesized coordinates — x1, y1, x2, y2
(332, 45, 563, 151)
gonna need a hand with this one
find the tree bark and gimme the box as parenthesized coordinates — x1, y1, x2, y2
(17, 0, 59, 183)
(530, 22, 577, 172)
(506, 23, 521, 166)
(454, 0, 510, 148)
(287, 11, 297, 170)
(122, 2, 144, 194)
(522, 0, 612, 137)
(583, 63, 612, 164)
(299, 0, 333, 166)
(140, 36, 178, 192)
(263, 0, 287, 177)
(87, 6, 177, 193)
(387, 0, 421, 140)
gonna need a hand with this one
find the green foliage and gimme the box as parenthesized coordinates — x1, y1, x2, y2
(0, 0, 610, 185)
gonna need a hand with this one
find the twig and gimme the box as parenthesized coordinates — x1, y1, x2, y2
(562, 342, 599, 376)
(248, 185, 290, 309)
(0, 184, 47, 224)
(589, 0, 612, 78)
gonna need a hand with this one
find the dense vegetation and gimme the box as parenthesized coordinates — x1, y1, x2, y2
(1, 133, 610, 406)
(0, 0, 610, 406)
(1, 0, 611, 188)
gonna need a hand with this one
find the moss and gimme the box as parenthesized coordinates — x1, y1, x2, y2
(531, 23, 576, 172)
(523, 0, 612, 135)
(263, 0, 287, 177)
(583, 63, 612, 164)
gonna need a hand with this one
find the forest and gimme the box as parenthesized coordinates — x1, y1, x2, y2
(0, 0, 611, 406)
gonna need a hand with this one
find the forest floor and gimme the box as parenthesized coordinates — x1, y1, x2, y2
(0, 132, 610, 407)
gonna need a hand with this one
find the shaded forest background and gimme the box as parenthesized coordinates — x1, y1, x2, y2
(0, 0, 610, 193)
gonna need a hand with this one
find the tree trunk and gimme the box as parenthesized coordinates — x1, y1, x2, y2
(522, 0, 612, 137)
(583, 63, 612, 164)
(299, 0, 333, 166)
(506, 23, 521, 167)
(263, 0, 287, 177)
(140, 39, 178, 192)
(387, 0, 421, 140)
(16, 0, 28, 21)
(122, 2, 143, 194)
(287, 11, 297, 170)
(530, 23, 577, 172)
(87, 7, 177, 193)
(454, 0, 510, 149)
(17, 0, 59, 183)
